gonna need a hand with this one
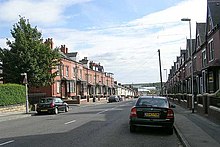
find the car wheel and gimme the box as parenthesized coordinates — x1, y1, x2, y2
(167, 127, 173, 135)
(65, 106, 69, 112)
(130, 125, 136, 133)
(54, 107, 58, 115)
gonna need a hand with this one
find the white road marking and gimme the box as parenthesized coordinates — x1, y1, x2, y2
(0, 140, 15, 146)
(96, 109, 108, 114)
(97, 105, 124, 114)
(64, 120, 76, 125)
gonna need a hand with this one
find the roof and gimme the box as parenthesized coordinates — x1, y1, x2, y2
(186, 39, 196, 55)
(208, 0, 220, 27)
(65, 52, 78, 58)
(196, 23, 206, 44)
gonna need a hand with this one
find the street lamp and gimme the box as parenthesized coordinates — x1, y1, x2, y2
(21, 73, 29, 114)
(181, 18, 194, 113)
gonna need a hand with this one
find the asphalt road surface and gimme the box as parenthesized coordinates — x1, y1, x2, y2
(0, 99, 182, 147)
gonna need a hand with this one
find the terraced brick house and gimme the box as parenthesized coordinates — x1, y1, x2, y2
(29, 38, 115, 103)
(166, 0, 220, 123)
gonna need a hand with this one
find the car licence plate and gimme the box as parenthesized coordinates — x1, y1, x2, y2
(41, 109, 48, 112)
(145, 113, 159, 118)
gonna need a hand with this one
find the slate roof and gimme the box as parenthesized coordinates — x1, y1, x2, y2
(196, 23, 206, 44)
(65, 52, 78, 58)
(186, 39, 196, 55)
(208, 0, 220, 27)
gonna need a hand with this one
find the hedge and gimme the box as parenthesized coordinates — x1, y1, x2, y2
(0, 84, 25, 106)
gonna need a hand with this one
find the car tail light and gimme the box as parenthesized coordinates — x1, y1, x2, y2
(166, 109, 174, 119)
(50, 103, 55, 108)
(130, 107, 137, 117)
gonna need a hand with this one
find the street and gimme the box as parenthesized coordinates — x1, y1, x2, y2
(0, 100, 182, 147)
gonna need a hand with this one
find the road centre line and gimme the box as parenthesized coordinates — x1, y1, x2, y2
(64, 120, 76, 125)
(96, 105, 123, 114)
(97, 109, 108, 114)
(0, 140, 15, 146)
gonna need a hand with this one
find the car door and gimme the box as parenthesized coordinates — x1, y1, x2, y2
(54, 98, 61, 111)
(57, 98, 65, 111)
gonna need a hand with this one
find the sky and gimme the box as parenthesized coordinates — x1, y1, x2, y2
(0, 0, 207, 84)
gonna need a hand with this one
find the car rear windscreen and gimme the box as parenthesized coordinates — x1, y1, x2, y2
(40, 98, 53, 103)
(137, 98, 168, 108)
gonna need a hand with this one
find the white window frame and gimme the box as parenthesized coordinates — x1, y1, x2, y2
(202, 49, 206, 67)
(66, 66, 69, 77)
(208, 39, 214, 62)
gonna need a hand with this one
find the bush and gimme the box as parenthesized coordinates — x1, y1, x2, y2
(0, 84, 25, 106)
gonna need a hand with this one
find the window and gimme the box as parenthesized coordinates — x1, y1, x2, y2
(66, 66, 69, 77)
(67, 81, 70, 92)
(208, 72, 214, 83)
(202, 49, 207, 67)
(57, 82, 60, 94)
(137, 98, 168, 108)
(202, 71, 206, 93)
(61, 65, 64, 76)
(70, 81, 75, 93)
(208, 40, 214, 61)
(196, 34, 200, 48)
(72, 67, 75, 77)
(80, 69, 82, 79)
(56, 65, 60, 76)
(208, 17, 212, 33)
(200, 77, 203, 94)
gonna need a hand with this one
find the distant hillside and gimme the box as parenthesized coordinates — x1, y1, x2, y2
(124, 82, 164, 91)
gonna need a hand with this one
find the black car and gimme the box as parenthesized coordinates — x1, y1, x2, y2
(108, 95, 120, 103)
(37, 97, 69, 114)
(129, 96, 175, 134)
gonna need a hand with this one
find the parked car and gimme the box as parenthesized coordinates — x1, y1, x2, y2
(37, 97, 69, 115)
(108, 95, 120, 103)
(118, 96, 123, 101)
(129, 96, 175, 134)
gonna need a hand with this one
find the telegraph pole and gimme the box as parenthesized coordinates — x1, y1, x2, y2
(158, 49, 163, 95)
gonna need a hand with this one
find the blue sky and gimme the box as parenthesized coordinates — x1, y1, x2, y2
(0, 0, 207, 84)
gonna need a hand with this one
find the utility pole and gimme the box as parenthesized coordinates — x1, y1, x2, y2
(158, 49, 163, 95)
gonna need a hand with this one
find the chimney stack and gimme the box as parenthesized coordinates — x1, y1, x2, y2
(60, 45, 69, 54)
(45, 38, 54, 49)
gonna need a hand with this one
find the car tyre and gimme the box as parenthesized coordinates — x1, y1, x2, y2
(65, 106, 69, 112)
(167, 127, 173, 135)
(130, 125, 136, 133)
(54, 107, 58, 115)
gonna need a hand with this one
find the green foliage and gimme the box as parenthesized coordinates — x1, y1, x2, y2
(0, 16, 61, 87)
(0, 84, 25, 106)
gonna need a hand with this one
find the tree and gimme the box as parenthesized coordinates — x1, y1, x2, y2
(0, 17, 61, 87)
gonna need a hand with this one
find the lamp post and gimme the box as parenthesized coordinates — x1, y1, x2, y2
(181, 18, 194, 113)
(21, 73, 29, 114)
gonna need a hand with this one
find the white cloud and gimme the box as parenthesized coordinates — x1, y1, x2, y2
(0, 0, 92, 25)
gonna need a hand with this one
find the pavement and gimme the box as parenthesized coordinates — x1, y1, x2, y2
(0, 101, 220, 147)
(172, 103, 220, 147)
